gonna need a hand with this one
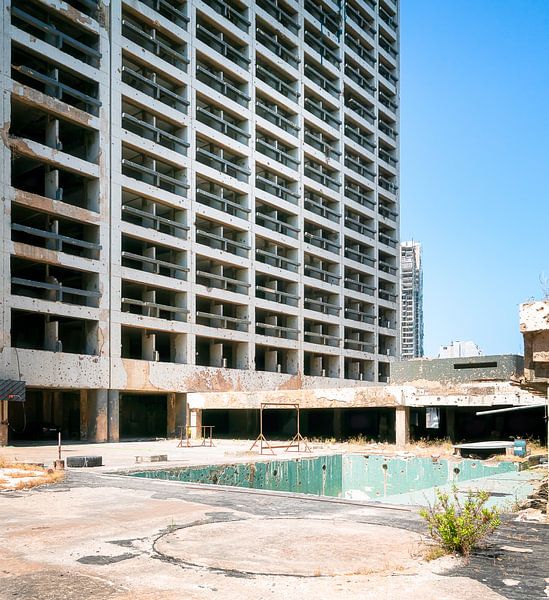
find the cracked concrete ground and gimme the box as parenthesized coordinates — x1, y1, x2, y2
(0, 441, 547, 599)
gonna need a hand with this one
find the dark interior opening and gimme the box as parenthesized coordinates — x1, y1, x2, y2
(120, 394, 167, 439)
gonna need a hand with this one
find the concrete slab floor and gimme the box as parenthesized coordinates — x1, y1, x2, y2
(0, 440, 548, 599)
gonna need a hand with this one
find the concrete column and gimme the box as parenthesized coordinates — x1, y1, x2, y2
(167, 392, 176, 438)
(167, 392, 187, 439)
(80, 390, 88, 441)
(108, 390, 119, 442)
(88, 389, 108, 442)
(0, 401, 8, 446)
(446, 407, 455, 442)
(333, 408, 343, 440)
(189, 408, 202, 440)
(395, 407, 410, 448)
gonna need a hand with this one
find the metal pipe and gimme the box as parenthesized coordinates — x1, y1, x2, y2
(475, 404, 546, 416)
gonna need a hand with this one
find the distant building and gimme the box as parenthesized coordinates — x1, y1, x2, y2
(438, 341, 482, 359)
(400, 242, 424, 359)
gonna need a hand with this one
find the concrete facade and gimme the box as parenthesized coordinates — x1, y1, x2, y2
(0, 0, 400, 442)
(439, 340, 482, 358)
(399, 240, 422, 359)
(520, 301, 549, 386)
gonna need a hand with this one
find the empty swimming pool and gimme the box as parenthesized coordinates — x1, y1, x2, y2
(130, 454, 520, 501)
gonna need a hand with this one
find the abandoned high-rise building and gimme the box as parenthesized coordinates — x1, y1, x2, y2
(0, 0, 400, 443)
(399, 241, 422, 359)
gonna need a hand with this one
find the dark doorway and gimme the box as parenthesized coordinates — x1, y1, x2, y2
(120, 394, 167, 439)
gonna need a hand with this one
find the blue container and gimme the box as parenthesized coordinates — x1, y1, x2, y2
(513, 439, 527, 457)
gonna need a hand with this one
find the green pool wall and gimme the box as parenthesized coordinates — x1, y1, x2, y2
(131, 454, 519, 500)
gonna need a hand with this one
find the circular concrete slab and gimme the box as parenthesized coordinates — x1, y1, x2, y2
(155, 518, 423, 576)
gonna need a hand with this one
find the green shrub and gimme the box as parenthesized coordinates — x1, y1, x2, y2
(420, 487, 501, 556)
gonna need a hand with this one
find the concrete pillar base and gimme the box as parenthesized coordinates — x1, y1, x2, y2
(395, 407, 410, 448)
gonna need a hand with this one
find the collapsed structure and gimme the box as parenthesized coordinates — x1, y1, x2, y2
(0, 0, 400, 443)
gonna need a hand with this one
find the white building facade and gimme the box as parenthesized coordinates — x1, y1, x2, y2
(1, 0, 400, 442)
(400, 241, 422, 358)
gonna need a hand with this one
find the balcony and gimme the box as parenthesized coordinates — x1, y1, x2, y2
(379, 92, 398, 114)
(304, 160, 341, 192)
(121, 194, 188, 239)
(304, 30, 341, 68)
(122, 236, 188, 280)
(140, 0, 189, 29)
(304, 0, 340, 36)
(256, 310, 298, 340)
(122, 146, 188, 194)
(304, 62, 341, 99)
(122, 106, 189, 155)
(122, 56, 188, 113)
(256, 24, 299, 68)
(196, 297, 249, 332)
(304, 287, 340, 316)
(195, 217, 249, 258)
(344, 269, 375, 297)
(256, 204, 299, 239)
(378, 231, 397, 249)
(12, 46, 100, 116)
(378, 176, 398, 194)
(196, 60, 250, 107)
(345, 152, 375, 182)
(344, 179, 376, 210)
(344, 212, 375, 239)
(256, 238, 299, 273)
(345, 62, 376, 95)
(256, 134, 299, 171)
(379, 120, 398, 140)
(304, 96, 341, 130)
(256, 0, 300, 36)
(345, 94, 376, 124)
(304, 224, 341, 255)
(122, 11, 188, 71)
(256, 96, 299, 136)
(378, 202, 398, 222)
(344, 33, 375, 67)
(196, 139, 250, 182)
(256, 169, 299, 205)
(304, 127, 341, 160)
(196, 101, 249, 144)
(196, 177, 250, 220)
(304, 321, 340, 348)
(380, 8, 398, 32)
(256, 62, 299, 103)
(379, 36, 398, 59)
(304, 256, 340, 285)
(11, 2, 101, 67)
(379, 63, 398, 86)
(344, 240, 375, 268)
(11, 259, 100, 308)
(345, 123, 375, 152)
(196, 20, 250, 69)
(345, 300, 376, 325)
(121, 281, 188, 321)
(378, 147, 398, 167)
(304, 189, 341, 224)
(255, 274, 298, 307)
(196, 259, 250, 294)
(346, 3, 376, 39)
(203, 0, 250, 33)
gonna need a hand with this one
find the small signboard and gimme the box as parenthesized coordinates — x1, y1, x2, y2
(0, 380, 26, 402)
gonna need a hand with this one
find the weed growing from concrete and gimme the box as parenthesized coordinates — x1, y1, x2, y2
(420, 486, 501, 556)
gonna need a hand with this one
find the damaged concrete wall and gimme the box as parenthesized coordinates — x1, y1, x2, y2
(390, 354, 524, 385)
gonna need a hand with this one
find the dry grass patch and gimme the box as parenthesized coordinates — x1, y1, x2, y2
(0, 459, 65, 491)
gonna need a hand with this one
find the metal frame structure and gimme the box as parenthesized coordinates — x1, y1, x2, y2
(250, 402, 311, 455)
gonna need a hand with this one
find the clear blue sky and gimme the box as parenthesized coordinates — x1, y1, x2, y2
(400, 0, 549, 357)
